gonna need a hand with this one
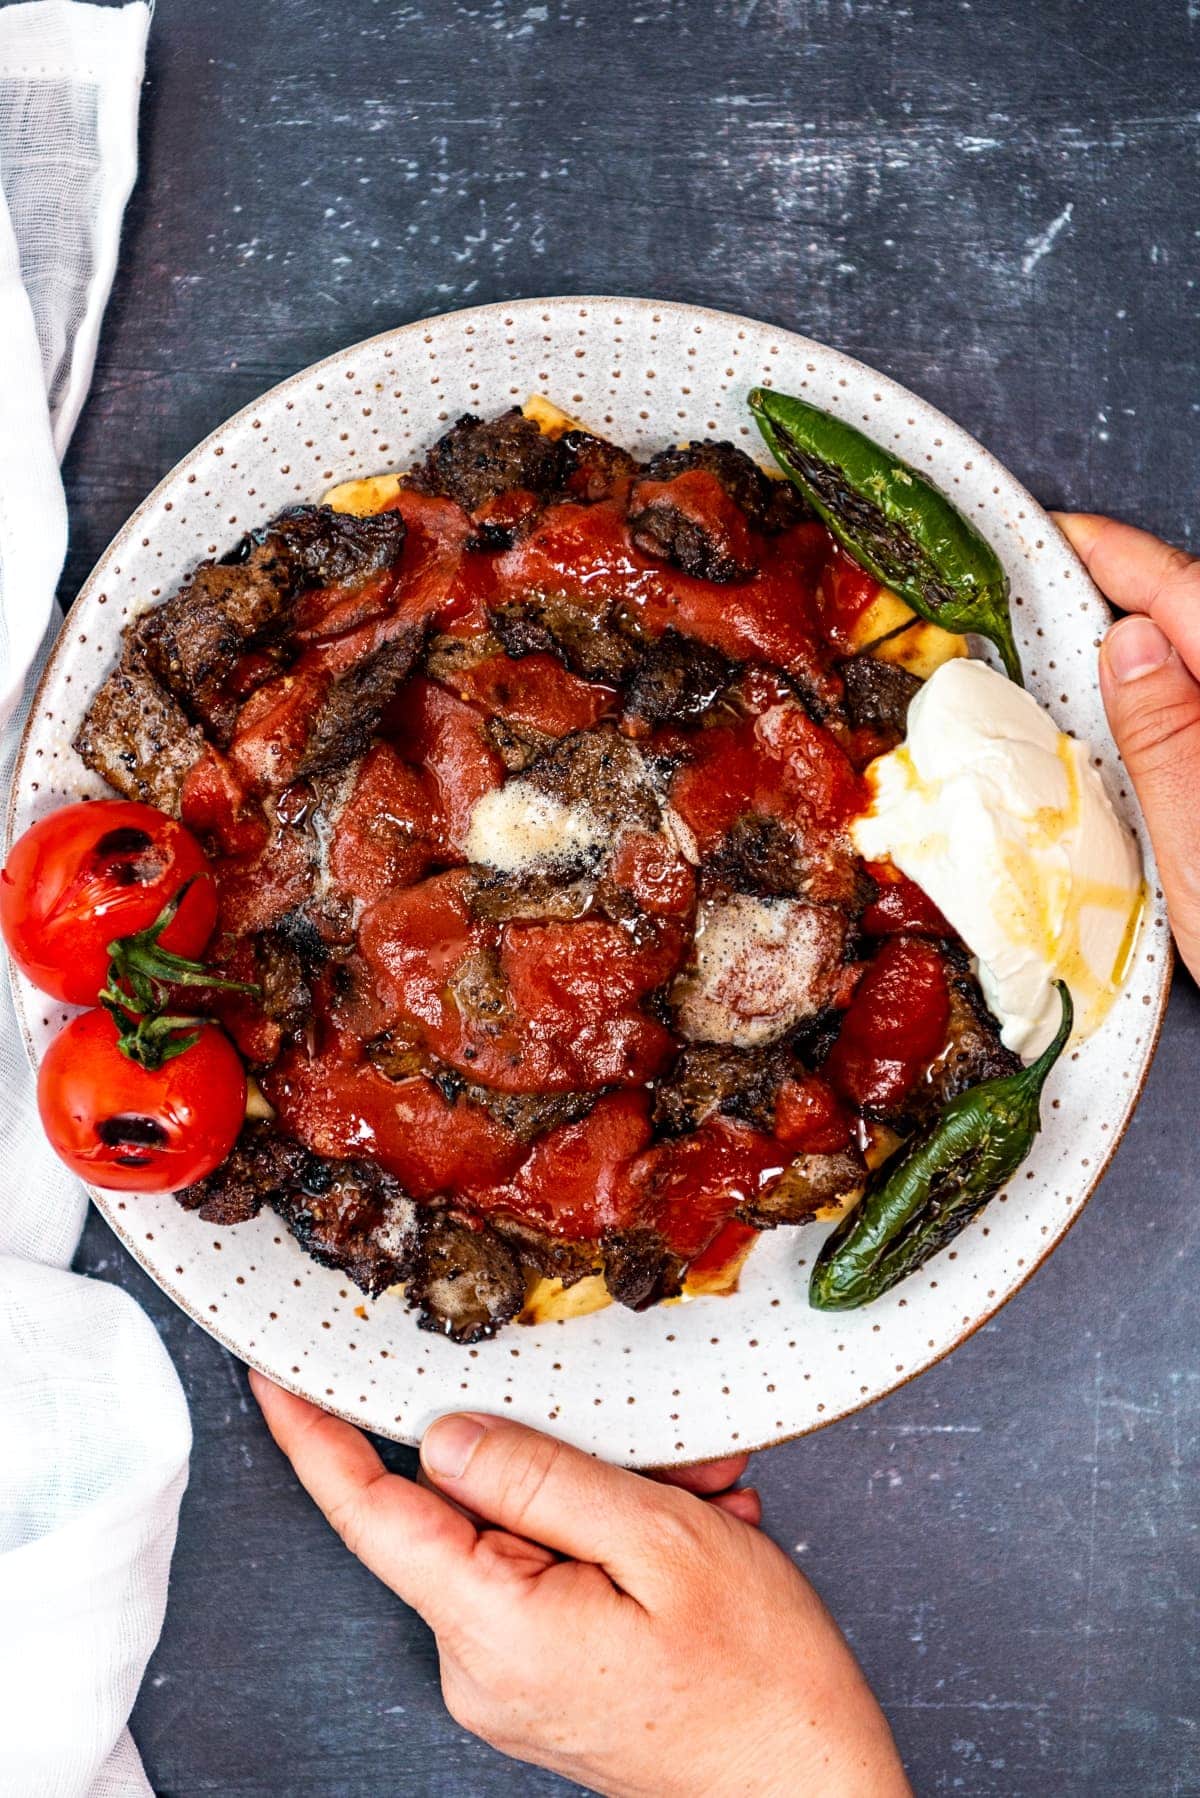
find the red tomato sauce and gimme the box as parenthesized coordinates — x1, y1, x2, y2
(824, 937, 950, 1113)
(472, 1092, 654, 1238)
(617, 1117, 789, 1261)
(668, 703, 865, 855)
(263, 1044, 525, 1199)
(181, 466, 965, 1277)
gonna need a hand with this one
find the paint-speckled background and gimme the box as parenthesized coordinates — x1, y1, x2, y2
(62, 1, 1199, 1792)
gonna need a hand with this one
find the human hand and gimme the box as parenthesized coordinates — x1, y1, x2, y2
(1056, 512, 1200, 982)
(250, 1375, 909, 1798)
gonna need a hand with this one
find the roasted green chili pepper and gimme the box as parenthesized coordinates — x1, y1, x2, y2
(748, 387, 1023, 684)
(810, 982, 1073, 1311)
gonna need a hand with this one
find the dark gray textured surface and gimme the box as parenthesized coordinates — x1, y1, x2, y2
(60, 0, 1198, 1792)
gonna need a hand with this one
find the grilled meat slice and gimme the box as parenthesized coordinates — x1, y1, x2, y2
(468, 868, 594, 924)
(423, 629, 503, 685)
(253, 927, 317, 1037)
(840, 655, 921, 738)
(559, 428, 640, 502)
(602, 1229, 686, 1311)
(445, 941, 512, 1031)
(484, 713, 555, 773)
(272, 1156, 422, 1298)
(490, 1216, 601, 1286)
(491, 595, 641, 685)
(653, 1041, 795, 1135)
(365, 1031, 430, 1082)
(628, 479, 755, 584)
(180, 1126, 420, 1297)
(408, 1212, 525, 1343)
(73, 649, 207, 815)
(703, 810, 870, 914)
(235, 504, 407, 597)
(628, 441, 810, 584)
(464, 729, 673, 927)
(525, 725, 661, 834)
(920, 954, 1021, 1114)
(134, 587, 251, 742)
(134, 506, 407, 740)
(293, 620, 429, 781)
(705, 814, 809, 900)
(623, 630, 735, 727)
(636, 441, 805, 534)
(672, 895, 853, 1048)
(460, 1086, 595, 1144)
(409, 409, 565, 514)
(737, 1148, 866, 1228)
(176, 1126, 300, 1226)
(368, 1042, 593, 1147)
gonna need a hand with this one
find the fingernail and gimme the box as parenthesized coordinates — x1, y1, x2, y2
(422, 1413, 487, 1481)
(1105, 616, 1172, 684)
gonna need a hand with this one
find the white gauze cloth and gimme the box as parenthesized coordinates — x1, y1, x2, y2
(0, 7, 191, 1798)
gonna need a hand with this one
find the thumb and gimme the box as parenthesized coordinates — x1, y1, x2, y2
(421, 1411, 708, 1597)
(1100, 614, 1200, 979)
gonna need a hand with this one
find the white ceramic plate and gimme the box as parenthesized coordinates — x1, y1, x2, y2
(8, 297, 1169, 1465)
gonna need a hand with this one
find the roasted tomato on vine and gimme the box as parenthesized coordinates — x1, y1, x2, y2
(0, 800, 217, 1005)
(37, 1009, 247, 1192)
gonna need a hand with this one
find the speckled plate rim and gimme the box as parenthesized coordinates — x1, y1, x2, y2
(7, 294, 1172, 1464)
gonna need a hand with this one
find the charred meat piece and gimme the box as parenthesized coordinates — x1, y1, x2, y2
(602, 1229, 686, 1311)
(365, 1031, 431, 1082)
(73, 649, 208, 815)
(272, 1155, 422, 1298)
(180, 1125, 421, 1298)
(491, 1215, 600, 1287)
(299, 760, 366, 941)
(446, 941, 512, 1032)
(703, 810, 871, 914)
(484, 713, 555, 773)
(135, 506, 407, 740)
(234, 504, 407, 597)
(176, 1126, 302, 1226)
(672, 895, 853, 1048)
(459, 1085, 595, 1145)
(636, 442, 770, 525)
(705, 815, 810, 900)
(134, 586, 250, 742)
(628, 472, 757, 584)
(627, 442, 812, 583)
(253, 926, 319, 1037)
(919, 954, 1021, 1115)
(293, 621, 429, 782)
(759, 474, 813, 534)
(492, 595, 641, 685)
(469, 867, 595, 924)
(525, 725, 661, 835)
(653, 1041, 794, 1136)
(369, 1042, 594, 1146)
(423, 629, 503, 685)
(409, 409, 566, 514)
(558, 428, 640, 502)
(408, 1212, 525, 1343)
(737, 1148, 866, 1229)
(840, 655, 922, 738)
(623, 630, 735, 727)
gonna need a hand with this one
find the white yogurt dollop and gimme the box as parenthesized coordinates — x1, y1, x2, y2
(852, 659, 1143, 1059)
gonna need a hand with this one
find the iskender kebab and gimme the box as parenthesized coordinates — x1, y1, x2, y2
(1, 391, 1141, 1340)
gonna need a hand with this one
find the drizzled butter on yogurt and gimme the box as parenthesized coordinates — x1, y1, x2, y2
(852, 658, 1143, 1059)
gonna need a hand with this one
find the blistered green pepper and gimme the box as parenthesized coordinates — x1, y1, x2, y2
(748, 387, 1023, 683)
(810, 983, 1072, 1311)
